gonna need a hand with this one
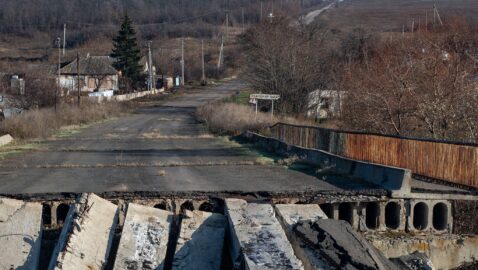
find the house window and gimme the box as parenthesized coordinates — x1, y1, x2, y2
(320, 98, 330, 109)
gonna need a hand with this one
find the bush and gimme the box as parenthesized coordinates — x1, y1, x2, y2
(0, 101, 124, 139)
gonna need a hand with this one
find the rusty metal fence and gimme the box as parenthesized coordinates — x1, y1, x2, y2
(269, 123, 478, 188)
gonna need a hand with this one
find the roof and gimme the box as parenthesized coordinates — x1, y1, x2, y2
(60, 56, 117, 75)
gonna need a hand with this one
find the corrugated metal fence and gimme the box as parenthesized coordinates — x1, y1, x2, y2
(269, 123, 478, 188)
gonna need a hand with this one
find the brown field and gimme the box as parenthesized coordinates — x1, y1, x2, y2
(318, 0, 478, 33)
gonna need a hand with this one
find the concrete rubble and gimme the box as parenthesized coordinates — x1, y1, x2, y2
(172, 210, 226, 270)
(294, 219, 400, 270)
(390, 252, 434, 270)
(225, 198, 304, 270)
(274, 204, 332, 270)
(0, 197, 42, 269)
(48, 193, 118, 269)
(114, 203, 172, 270)
(368, 233, 478, 270)
(0, 134, 13, 147)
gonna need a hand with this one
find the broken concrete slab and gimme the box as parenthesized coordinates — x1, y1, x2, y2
(225, 198, 304, 270)
(114, 203, 172, 270)
(0, 197, 42, 269)
(48, 193, 118, 269)
(294, 219, 400, 270)
(172, 210, 226, 270)
(275, 204, 331, 270)
(0, 134, 13, 147)
(368, 233, 478, 270)
(390, 252, 434, 270)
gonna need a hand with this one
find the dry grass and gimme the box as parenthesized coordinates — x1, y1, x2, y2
(0, 101, 126, 140)
(197, 102, 315, 135)
(197, 102, 277, 135)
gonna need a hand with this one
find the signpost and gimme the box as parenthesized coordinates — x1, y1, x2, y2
(249, 93, 280, 118)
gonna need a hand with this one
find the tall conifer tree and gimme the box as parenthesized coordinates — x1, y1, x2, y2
(111, 14, 144, 88)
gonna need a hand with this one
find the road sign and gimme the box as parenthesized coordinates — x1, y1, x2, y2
(250, 94, 280, 100)
(250, 94, 280, 119)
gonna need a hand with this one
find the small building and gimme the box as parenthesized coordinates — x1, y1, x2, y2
(59, 55, 119, 95)
(307, 90, 345, 120)
(0, 73, 25, 95)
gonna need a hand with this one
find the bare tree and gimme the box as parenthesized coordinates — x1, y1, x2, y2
(341, 19, 478, 142)
(241, 17, 331, 114)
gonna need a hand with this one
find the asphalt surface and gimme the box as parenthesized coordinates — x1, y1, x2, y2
(0, 80, 343, 194)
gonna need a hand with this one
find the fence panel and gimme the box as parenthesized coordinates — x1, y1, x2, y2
(269, 123, 478, 188)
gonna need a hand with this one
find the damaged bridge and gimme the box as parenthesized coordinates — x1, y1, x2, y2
(0, 81, 477, 269)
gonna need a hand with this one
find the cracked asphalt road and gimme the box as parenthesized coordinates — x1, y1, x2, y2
(0, 80, 342, 194)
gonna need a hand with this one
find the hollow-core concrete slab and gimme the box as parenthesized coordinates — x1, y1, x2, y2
(225, 198, 304, 270)
(48, 193, 118, 270)
(0, 197, 42, 269)
(114, 203, 172, 269)
(172, 210, 226, 270)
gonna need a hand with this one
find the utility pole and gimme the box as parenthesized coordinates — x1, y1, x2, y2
(148, 41, 153, 90)
(434, 5, 443, 26)
(225, 12, 229, 41)
(271, 0, 274, 16)
(63, 24, 66, 56)
(242, 8, 245, 31)
(411, 19, 415, 33)
(425, 11, 428, 32)
(260, 2, 263, 22)
(218, 35, 224, 69)
(181, 38, 185, 86)
(77, 52, 80, 107)
(201, 39, 206, 83)
(56, 37, 61, 112)
(402, 24, 405, 38)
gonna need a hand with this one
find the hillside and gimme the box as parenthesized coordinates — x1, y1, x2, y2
(317, 0, 478, 34)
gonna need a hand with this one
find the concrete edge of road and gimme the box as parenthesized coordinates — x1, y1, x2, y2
(0, 134, 13, 147)
(242, 131, 412, 198)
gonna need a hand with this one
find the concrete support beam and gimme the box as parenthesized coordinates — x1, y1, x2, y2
(407, 200, 452, 233)
(275, 204, 331, 270)
(114, 203, 172, 269)
(225, 198, 304, 270)
(48, 193, 118, 269)
(172, 210, 226, 270)
(0, 198, 42, 269)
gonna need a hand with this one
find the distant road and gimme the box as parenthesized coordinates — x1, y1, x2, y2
(0, 80, 343, 194)
(302, 0, 339, 24)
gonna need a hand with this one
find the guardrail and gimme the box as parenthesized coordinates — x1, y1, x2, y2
(269, 123, 478, 188)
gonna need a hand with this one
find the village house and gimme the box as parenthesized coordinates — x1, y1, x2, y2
(307, 89, 345, 120)
(59, 55, 119, 96)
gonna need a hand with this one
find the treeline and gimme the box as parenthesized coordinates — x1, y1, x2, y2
(0, 0, 323, 36)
